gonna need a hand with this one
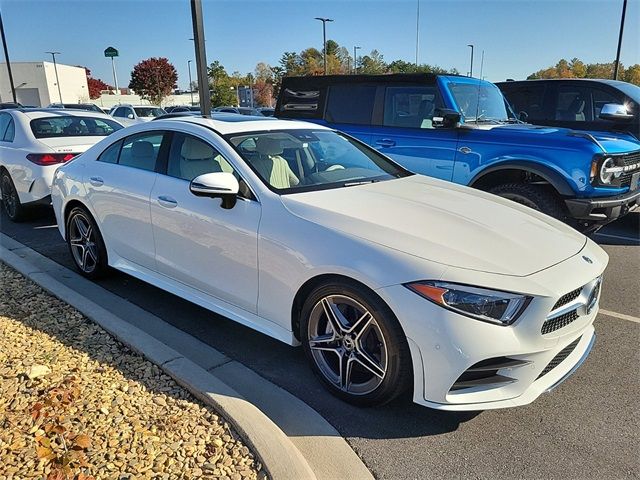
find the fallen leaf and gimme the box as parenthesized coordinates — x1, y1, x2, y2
(74, 434, 91, 449)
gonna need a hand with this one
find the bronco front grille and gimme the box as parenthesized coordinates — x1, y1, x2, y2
(542, 309, 580, 334)
(537, 337, 581, 380)
(616, 152, 640, 188)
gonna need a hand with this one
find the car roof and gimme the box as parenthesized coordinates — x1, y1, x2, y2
(497, 78, 631, 87)
(13, 108, 124, 121)
(157, 114, 328, 135)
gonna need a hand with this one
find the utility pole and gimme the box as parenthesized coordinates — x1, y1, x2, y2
(187, 60, 194, 105)
(353, 46, 361, 74)
(614, 0, 627, 80)
(467, 44, 474, 77)
(111, 57, 119, 91)
(415, 0, 420, 66)
(190, 0, 211, 116)
(46, 51, 63, 103)
(0, 10, 17, 103)
(315, 17, 333, 75)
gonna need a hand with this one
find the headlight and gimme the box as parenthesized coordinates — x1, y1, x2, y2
(592, 157, 624, 186)
(405, 281, 532, 326)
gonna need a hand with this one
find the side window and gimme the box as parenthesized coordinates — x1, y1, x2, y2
(554, 86, 593, 122)
(0, 113, 11, 141)
(3, 118, 14, 142)
(166, 133, 234, 181)
(326, 85, 376, 125)
(112, 107, 124, 118)
(383, 86, 441, 129)
(118, 132, 164, 172)
(504, 85, 546, 120)
(591, 88, 623, 122)
(97, 140, 122, 164)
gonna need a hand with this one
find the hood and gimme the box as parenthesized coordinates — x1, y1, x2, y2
(477, 123, 640, 155)
(36, 136, 108, 154)
(282, 176, 586, 277)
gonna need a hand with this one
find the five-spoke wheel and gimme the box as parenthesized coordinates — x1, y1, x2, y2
(1, 171, 25, 221)
(301, 282, 411, 406)
(66, 206, 108, 279)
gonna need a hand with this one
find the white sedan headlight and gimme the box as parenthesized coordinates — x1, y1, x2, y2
(405, 281, 532, 326)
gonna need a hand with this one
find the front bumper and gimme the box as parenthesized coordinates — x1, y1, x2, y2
(376, 240, 607, 411)
(565, 188, 640, 224)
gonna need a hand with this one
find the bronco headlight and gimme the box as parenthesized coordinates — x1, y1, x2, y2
(405, 281, 532, 326)
(591, 156, 624, 186)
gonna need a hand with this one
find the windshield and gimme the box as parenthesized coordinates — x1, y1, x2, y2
(134, 107, 165, 118)
(227, 129, 409, 194)
(30, 116, 123, 139)
(449, 82, 513, 123)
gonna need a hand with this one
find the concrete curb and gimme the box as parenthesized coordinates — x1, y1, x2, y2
(0, 240, 315, 480)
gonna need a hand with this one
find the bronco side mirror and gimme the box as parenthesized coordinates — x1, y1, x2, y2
(599, 104, 633, 122)
(433, 108, 461, 128)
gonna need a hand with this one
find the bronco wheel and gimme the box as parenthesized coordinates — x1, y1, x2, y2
(300, 281, 412, 406)
(1, 171, 26, 222)
(489, 183, 567, 221)
(66, 206, 109, 279)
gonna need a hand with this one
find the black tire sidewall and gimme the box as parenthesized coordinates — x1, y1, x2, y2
(1, 171, 25, 222)
(66, 206, 109, 279)
(300, 281, 412, 406)
(489, 183, 566, 221)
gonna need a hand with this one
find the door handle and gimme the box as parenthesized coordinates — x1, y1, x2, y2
(157, 195, 178, 208)
(375, 139, 396, 148)
(89, 176, 104, 187)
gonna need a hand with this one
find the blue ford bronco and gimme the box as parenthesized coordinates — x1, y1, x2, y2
(275, 74, 640, 231)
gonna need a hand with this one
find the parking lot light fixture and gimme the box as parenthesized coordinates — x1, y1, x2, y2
(314, 17, 334, 75)
(353, 46, 361, 74)
(45, 51, 63, 103)
(467, 44, 474, 77)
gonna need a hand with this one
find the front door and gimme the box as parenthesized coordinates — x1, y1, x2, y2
(150, 132, 261, 312)
(369, 85, 459, 180)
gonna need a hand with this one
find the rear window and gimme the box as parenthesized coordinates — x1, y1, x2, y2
(134, 107, 165, 118)
(326, 85, 376, 125)
(30, 116, 123, 139)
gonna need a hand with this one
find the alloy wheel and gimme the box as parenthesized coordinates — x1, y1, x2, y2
(68, 213, 99, 273)
(1, 175, 17, 219)
(307, 294, 388, 395)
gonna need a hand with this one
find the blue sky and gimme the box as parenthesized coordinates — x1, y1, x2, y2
(2, 0, 638, 89)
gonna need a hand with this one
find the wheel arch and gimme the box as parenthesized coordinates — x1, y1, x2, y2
(62, 199, 96, 240)
(469, 161, 575, 197)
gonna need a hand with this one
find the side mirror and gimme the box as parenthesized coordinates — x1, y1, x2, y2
(599, 103, 633, 122)
(432, 108, 461, 128)
(127, 113, 134, 119)
(518, 111, 529, 122)
(190, 172, 239, 209)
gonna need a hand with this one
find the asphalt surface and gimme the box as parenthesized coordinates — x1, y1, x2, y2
(1, 208, 638, 480)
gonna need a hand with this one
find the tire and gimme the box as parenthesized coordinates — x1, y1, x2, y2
(489, 183, 567, 221)
(66, 206, 109, 279)
(300, 280, 412, 406)
(1, 170, 27, 222)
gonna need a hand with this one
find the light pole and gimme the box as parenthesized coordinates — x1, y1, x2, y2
(353, 46, 361, 74)
(415, 0, 420, 66)
(467, 44, 474, 77)
(187, 60, 194, 105)
(189, 0, 212, 117)
(314, 17, 333, 75)
(0, 10, 17, 103)
(46, 51, 63, 103)
(614, 0, 627, 80)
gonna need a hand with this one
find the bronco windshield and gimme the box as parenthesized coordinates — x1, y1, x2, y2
(449, 82, 515, 123)
(227, 129, 410, 194)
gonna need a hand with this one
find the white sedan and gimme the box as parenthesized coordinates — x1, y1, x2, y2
(0, 108, 124, 221)
(51, 116, 608, 410)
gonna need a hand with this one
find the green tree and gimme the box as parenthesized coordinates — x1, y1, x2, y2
(359, 50, 386, 74)
(128, 57, 178, 105)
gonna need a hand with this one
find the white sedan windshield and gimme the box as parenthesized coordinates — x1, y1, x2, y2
(227, 130, 409, 193)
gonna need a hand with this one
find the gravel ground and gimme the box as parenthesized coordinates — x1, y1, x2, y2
(0, 262, 266, 480)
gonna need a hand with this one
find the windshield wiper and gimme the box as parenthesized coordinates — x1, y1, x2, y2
(343, 180, 377, 187)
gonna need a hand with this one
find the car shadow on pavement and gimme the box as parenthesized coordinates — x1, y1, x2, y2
(591, 212, 640, 246)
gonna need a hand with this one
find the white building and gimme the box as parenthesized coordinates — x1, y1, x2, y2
(0, 62, 89, 107)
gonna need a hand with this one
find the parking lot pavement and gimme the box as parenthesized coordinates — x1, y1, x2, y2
(1, 209, 638, 479)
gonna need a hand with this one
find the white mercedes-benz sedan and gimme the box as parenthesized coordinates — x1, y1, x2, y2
(51, 115, 608, 410)
(0, 108, 124, 221)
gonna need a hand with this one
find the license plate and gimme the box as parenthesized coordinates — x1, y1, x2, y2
(631, 172, 640, 191)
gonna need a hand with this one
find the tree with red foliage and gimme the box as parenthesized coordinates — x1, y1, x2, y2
(128, 57, 178, 106)
(87, 77, 110, 99)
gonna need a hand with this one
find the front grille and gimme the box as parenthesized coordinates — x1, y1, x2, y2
(542, 309, 580, 334)
(537, 337, 581, 379)
(615, 152, 640, 188)
(552, 287, 582, 310)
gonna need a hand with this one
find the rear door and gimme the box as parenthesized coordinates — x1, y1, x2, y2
(85, 130, 168, 270)
(369, 83, 459, 180)
(323, 83, 376, 145)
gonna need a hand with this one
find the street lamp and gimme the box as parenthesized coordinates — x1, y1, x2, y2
(45, 51, 63, 103)
(0, 10, 17, 103)
(314, 17, 334, 75)
(187, 60, 194, 105)
(614, 0, 627, 80)
(353, 46, 361, 74)
(467, 44, 474, 78)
